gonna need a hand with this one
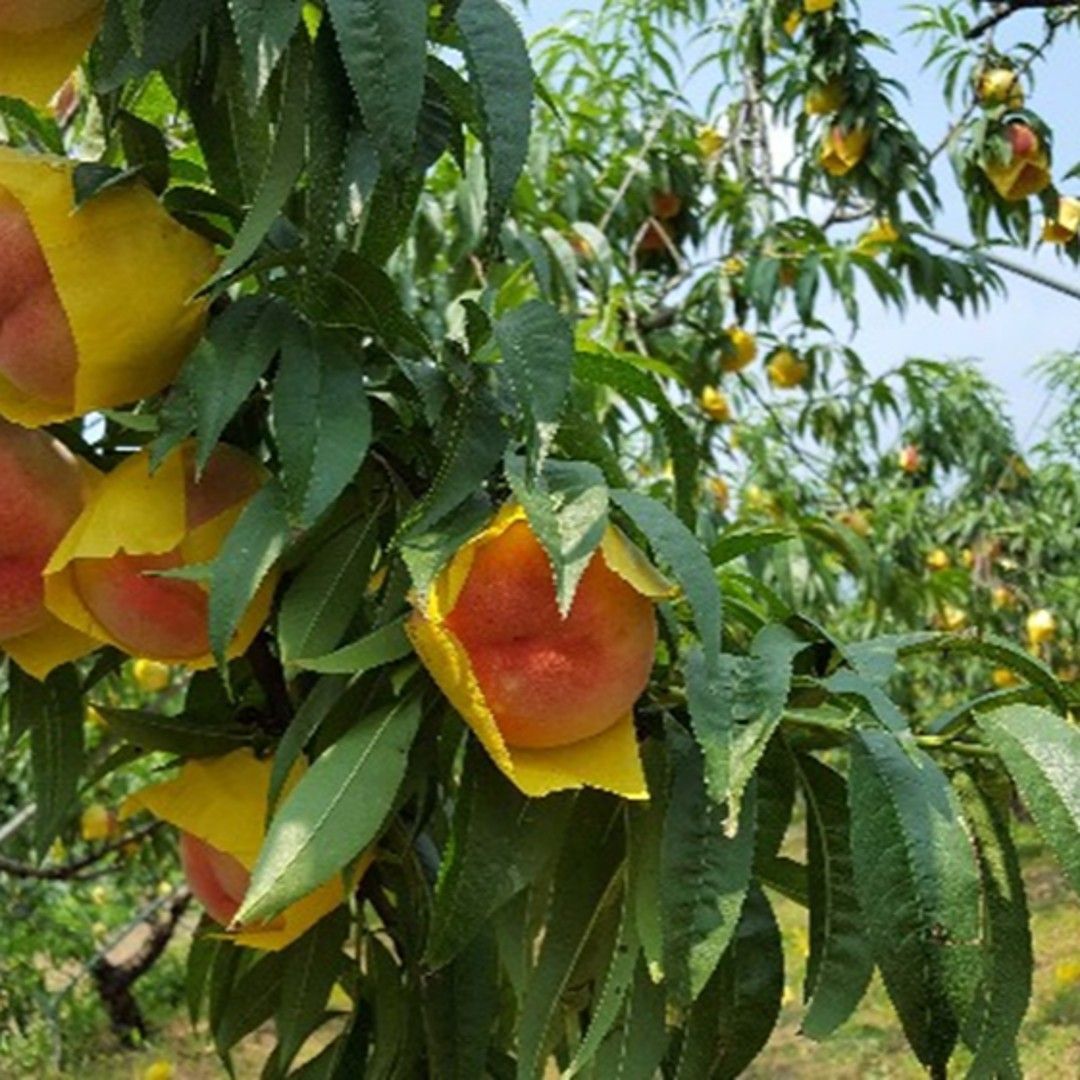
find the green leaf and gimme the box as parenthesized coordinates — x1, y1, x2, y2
(683, 622, 798, 821)
(228, 0, 302, 101)
(675, 884, 784, 1080)
(276, 907, 350, 1070)
(268, 675, 352, 808)
(611, 489, 721, 657)
(710, 527, 794, 566)
(955, 772, 1032, 1079)
(454, 0, 534, 235)
(728, 625, 805, 813)
(516, 793, 624, 1080)
(591, 957, 668, 1080)
(573, 349, 697, 524)
(22, 666, 84, 857)
(93, 706, 256, 758)
(753, 734, 796, 867)
(427, 743, 574, 969)
(976, 704, 1080, 895)
(505, 454, 609, 615)
(794, 754, 874, 1041)
(214, 950, 286, 1053)
(661, 726, 756, 1005)
(904, 633, 1069, 720)
(237, 690, 423, 925)
(117, 110, 170, 193)
(292, 618, 414, 675)
(396, 386, 507, 562)
(273, 326, 372, 528)
(848, 728, 982, 1072)
(153, 297, 288, 472)
(494, 300, 574, 474)
(421, 928, 500, 1080)
(307, 16, 354, 280)
(823, 669, 908, 733)
(564, 889, 639, 1078)
(186, 19, 273, 206)
(71, 163, 148, 208)
(627, 744, 667, 979)
(205, 937, 243, 1066)
(278, 513, 380, 664)
(185, 930, 220, 1027)
(327, 0, 427, 173)
(319, 252, 433, 353)
(95, 0, 216, 91)
(213, 36, 309, 284)
(208, 480, 290, 669)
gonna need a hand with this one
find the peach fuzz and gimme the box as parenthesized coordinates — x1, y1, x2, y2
(180, 832, 251, 927)
(442, 520, 658, 750)
(0, 193, 77, 406)
(0, 418, 82, 641)
(68, 445, 265, 661)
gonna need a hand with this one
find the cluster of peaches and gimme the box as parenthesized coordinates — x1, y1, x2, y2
(971, 64, 1078, 243)
(0, 3, 673, 946)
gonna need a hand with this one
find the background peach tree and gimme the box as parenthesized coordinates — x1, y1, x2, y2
(0, 0, 1079, 1077)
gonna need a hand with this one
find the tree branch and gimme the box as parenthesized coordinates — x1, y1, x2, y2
(966, 0, 1078, 40)
(0, 821, 161, 882)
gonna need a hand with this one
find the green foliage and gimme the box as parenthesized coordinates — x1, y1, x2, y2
(1, 0, 1079, 1077)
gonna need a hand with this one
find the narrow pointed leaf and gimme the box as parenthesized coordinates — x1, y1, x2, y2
(676, 884, 784, 1080)
(276, 908, 350, 1069)
(795, 754, 874, 1040)
(661, 727, 756, 1004)
(237, 691, 423, 925)
(976, 704, 1080, 895)
(955, 773, 1032, 1079)
(454, 0, 533, 234)
(327, 0, 426, 173)
(494, 300, 574, 474)
(848, 728, 982, 1072)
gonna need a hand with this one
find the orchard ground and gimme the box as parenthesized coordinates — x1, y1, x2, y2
(6, 825, 1077, 1080)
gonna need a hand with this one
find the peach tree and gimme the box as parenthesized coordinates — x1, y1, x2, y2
(0, 1, 1077, 1077)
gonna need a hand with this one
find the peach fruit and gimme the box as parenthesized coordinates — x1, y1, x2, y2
(898, 444, 921, 474)
(443, 520, 658, 749)
(70, 446, 264, 660)
(0, 193, 78, 405)
(0, 417, 82, 640)
(179, 832, 250, 927)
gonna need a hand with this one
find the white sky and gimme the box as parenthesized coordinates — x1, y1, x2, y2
(518, 1, 1080, 447)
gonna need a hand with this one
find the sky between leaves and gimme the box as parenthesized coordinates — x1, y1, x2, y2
(518, 0, 1080, 447)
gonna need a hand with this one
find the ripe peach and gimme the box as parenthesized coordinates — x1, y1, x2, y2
(767, 348, 809, 389)
(179, 832, 250, 927)
(0, 418, 82, 640)
(0, 194, 77, 405)
(898, 443, 921, 474)
(650, 190, 682, 220)
(443, 521, 658, 749)
(637, 221, 670, 253)
(70, 446, 264, 660)
(1005, 122, 1038, 160)
(0, 0, 101, 34)
(976, 68, 1023, 109)
(720, 326, 757, 372)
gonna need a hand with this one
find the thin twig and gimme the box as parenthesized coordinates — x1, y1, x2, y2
(0, 821, 161, 882)
(966, 0, 1078, 40)
(598, 106, 671, 234)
